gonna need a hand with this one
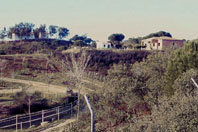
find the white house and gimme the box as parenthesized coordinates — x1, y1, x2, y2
(141, 37, 184, 50)
(97, 41, 112, 49)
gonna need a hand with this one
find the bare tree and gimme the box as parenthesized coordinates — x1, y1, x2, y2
(21, 83, 34, 115)
(69, 52, 91, 122)
(52, 50, 91, 123)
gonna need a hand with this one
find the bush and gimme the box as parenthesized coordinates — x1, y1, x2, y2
(0, 50, 6, 55)
(164, 40, 198, 96)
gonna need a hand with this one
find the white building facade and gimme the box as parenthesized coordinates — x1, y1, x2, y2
(97, 42, 112, 49)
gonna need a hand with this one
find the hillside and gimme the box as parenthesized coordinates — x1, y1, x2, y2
(0, 41, 150, 77)
(0, 39, 72, 55)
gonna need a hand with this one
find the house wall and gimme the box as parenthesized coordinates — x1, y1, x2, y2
(141, 38, 153, 50)
(162, 40, 183, 50)
(97, 42, 111, 49)
(142, 38, 183, 50)
(151, 39, 163, 50)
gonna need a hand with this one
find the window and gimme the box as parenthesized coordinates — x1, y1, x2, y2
(158, 43, 160, 46)
(104, 45, 106, 48)
(153, 43, 155, 46)
(108, 45, 110, 48)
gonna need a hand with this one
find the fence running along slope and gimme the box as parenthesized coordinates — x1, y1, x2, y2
(0, 100, 77, 131)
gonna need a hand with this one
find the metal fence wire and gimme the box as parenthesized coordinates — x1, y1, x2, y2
(0, 100, 78, 131)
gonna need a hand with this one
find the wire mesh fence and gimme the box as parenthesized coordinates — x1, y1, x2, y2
(0, 100, 78, 131)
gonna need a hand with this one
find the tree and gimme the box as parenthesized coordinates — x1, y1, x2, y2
(73, 40, 87, 47)
(90, 41, 97, 48)
(70, 35, 83, 42)
(13, 85, 42, 114)
(108, 33, 125, 48)
(49, 25, 58, 37)
(65, 51, 90, 122)
(84, 38, 93, 44)
(164, 40, 198, 96)
(33, 28, 40, 39)
(70, 34, 93, 45)
(143, 31, 172, 39)
(58, 27, 69, 39)
(8, 22, 35, 39)
(131, 49, 173, 106)
(127, 69, 198, 132)
(38, 24, 47, 35)
(123, 38, 141, 49)
(51, 50, 91, 125)
(0, 27, 7, 40)
(130, 92, 198, 132)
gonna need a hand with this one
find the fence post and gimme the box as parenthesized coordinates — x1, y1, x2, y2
(71, 102, 73, 117)
(16, 115, 18, 132)
(84, 95, 95, 132)
(42, 110, 44, 123)
(29, 114, 31, 128)
(57, 106, 60, 120)
(20, 122, 22, 131)
(191, 78, 198, 88)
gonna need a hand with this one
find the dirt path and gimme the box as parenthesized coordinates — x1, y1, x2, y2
(1, 78, 94, 95)
(0, 88, 22, 94)
(2, 78, 68, 94)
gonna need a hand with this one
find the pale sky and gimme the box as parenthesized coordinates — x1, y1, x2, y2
(0, 0, 198, 41)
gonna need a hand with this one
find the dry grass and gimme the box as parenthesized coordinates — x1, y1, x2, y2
(62, 48, 81, 54)
(0, 88, 22, 94)
(0, 53, 48, 58)
(42, 119, 76, 132)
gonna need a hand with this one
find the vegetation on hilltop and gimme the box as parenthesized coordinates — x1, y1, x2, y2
(1, 22, 69, 40)
(0, 22, 95, 52)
